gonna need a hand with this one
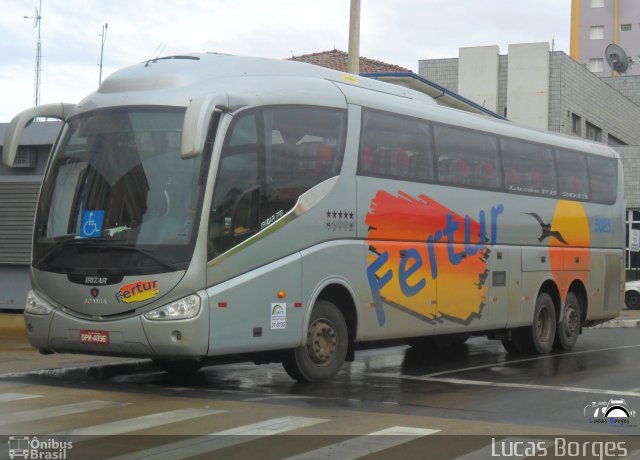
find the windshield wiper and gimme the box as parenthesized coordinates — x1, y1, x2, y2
(35, 239, 180, 272)
(34, 235, 90, 267)
(107, 245, 180, 271)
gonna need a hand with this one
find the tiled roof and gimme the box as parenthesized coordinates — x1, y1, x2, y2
(288, 49, 410, 73)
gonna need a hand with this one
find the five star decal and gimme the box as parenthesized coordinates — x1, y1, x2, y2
(326, 209, 355, 232)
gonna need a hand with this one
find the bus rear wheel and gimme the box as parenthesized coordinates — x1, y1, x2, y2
(553, 292, 581, 351)
(282, 300, 348, 383)
(514, 292, 556, 354)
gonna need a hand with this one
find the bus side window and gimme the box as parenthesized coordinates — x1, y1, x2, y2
(557, 149, 589, 200)
(434, 124, 499, 189)
(358, 110, 433, 181)
(587, 155, 618, 204)
(501, 138, 556, 197)
(505, 166, 521, 189)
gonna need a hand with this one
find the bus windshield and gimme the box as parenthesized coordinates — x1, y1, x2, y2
(33, 107, 206, 275)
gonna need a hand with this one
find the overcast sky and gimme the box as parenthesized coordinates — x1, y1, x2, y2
(0, 0, 571, 122)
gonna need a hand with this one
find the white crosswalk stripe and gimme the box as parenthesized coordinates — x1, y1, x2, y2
(0, 392, 444, 459)
(54, 408, 227, 438)
(0, 400, 127, 425)
(0, 393, 42, 403)
(282, 426, 439, 460)
(106, 416, 330, 460)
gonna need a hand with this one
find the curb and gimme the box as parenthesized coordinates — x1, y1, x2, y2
(0, 313, 26, 336)
(590, 319, 640, 329)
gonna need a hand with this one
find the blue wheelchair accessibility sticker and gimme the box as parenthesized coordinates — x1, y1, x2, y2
(81, 210, 105, 238)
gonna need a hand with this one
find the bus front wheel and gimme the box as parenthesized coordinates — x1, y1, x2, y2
(514, 292, 556, 354)
(282, 300, 348, 383)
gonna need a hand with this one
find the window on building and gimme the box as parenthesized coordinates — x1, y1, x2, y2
(590, 25, 605, 40)
(621, 23, 632, 32)
(588, 58, 604, 73)
(626, 210, 640, 273)
(586, 123, 602, 143)
(13, 146, 38, 169)
(591, 0, 604, 7)
(15, 147, 38, 168)
(586, 121, 603, 142)
(608, 134, 627, 147)
(571, 113, 581, 136)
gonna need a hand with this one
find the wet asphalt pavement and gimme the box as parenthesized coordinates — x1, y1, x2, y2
(2, 326, 640, 435)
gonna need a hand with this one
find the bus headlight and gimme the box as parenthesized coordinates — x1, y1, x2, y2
(144, 294, 201, 321)
(25, 290, 54, 315)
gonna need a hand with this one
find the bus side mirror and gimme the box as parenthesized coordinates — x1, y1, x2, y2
(3, 103, 74, 167)
(181, 95, 229, 159)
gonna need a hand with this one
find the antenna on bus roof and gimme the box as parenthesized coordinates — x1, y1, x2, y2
(145, 42, 167, 67)
(605, 43, 634, 74)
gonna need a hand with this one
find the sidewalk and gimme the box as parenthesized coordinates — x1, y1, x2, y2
(592, 307, 640, 328)
(0, 313, 25, 337)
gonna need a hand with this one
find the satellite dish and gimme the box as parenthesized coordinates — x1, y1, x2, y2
(605, 43, 631, 74)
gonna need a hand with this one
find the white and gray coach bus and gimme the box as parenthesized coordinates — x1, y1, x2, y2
(3, 53, 624, 382)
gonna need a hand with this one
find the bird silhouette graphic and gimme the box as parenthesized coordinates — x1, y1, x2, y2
(526, 213, 569, 245)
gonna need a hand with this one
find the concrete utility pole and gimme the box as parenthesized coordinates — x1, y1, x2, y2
(348, 0, 360, 74)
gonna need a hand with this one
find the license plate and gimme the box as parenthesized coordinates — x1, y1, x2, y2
(80, 330, 110, 345)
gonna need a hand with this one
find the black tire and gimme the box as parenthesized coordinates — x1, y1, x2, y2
(501, 337, 520, 353)
(282, 300, 348, 383)
(406, 336, 436, 350)
(514, 292, 556, 354)
(407, 334, 468, 351)
(553, 292, 581, 351)
(625, 291, 640, 310)
(153, 357, 204, 374)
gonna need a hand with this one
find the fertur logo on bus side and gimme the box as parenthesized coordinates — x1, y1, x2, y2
(365, 191, 503, 326)
(115, 280, 159, 303)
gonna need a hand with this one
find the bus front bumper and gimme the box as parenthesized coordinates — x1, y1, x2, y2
(23, 308, 209, 358)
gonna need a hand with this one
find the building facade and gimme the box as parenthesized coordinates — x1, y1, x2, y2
(0, 122, 59, 310)
(571, 0, 640, 76)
